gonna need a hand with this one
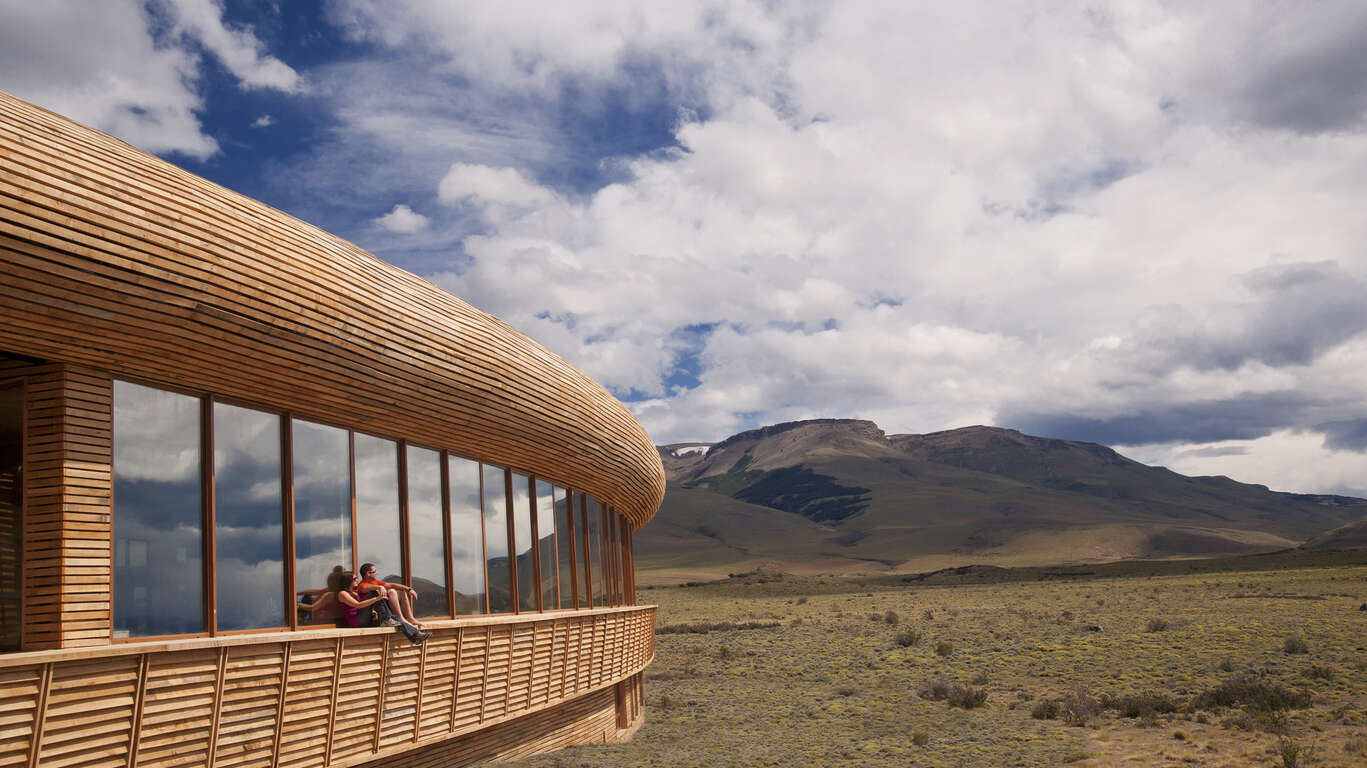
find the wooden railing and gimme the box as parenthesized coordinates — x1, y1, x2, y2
(0, 606, 655, 768)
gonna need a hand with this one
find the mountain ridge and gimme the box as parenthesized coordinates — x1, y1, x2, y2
(639, 420, 1367, 580)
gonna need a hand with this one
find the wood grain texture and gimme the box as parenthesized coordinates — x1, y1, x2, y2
(0, 90, 663, 529)
(0, 607, 654, 768)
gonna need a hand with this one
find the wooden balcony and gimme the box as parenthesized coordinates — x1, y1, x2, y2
(0, 605, 655, 768)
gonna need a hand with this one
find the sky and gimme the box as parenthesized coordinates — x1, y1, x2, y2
(3, 1, 1367, 497)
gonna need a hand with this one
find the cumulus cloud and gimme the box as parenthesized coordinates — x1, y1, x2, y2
(0, 0, 216, 158)
(374, 204, 431, 234)
(438, 164, 557, 210)
(251, 114, 274, 128)
(156, 0, 302, 93)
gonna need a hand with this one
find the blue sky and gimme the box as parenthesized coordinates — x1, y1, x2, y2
(4, 0, 1367, 497)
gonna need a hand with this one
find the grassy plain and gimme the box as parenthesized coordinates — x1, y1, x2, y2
(512, 563, 1367, 768)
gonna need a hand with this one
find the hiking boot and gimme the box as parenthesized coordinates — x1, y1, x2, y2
(409, 630, 432, 645)
(382, 616, 401, 627)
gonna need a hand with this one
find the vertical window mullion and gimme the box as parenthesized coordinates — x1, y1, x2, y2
(282, 414, 296, 630)
(399, 441, 411, 586)
(504, 469, 517, 613)
(441, 451, 454, 618)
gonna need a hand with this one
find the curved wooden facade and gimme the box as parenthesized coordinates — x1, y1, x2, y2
(0, 90, 662, 767)
(0, 90, 664, 528)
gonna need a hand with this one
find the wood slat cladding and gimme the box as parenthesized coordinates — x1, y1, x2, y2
(0, 90, 663, 529)
(0, 606, 653, 768)
(17, 364, 112, 651)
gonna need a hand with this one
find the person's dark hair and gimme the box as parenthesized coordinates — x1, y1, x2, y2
(334, 570, 355, 595)
(360, 562, 377, 579)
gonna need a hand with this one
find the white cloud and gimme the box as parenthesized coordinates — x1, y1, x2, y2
(438, 164, 557, 210)
(0, 0, 217, 159)
(159, 0, 303, 93)
(251, 114, 274, 128)
(374, 204, 431, 234)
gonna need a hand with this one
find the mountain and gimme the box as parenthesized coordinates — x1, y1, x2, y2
(636, 420, 1367, 580)
(1302, 519, 1367, 550)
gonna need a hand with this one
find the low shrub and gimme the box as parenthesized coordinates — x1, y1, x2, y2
(1305, 664, 1335, 681)
(894, 629, 922, 647)
(917, 675, 952, 701)
(1146, 618, 1169, 632)
(1102, 691, 1180, 718)
(1059, 689, 1101, 727)
(1277, 737, 1313, 768)
(911, 730, 929, 746)
(1191, 673, 1311, 713)
(935, 641, 954, 657)
(884, 610, 901, 625)
(1031, 699, 1060, 720)
(947, 684, 988, 709)
(1283, 635, 1309, 654)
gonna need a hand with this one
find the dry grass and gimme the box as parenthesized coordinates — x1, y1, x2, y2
(508, 564, 1367, 768)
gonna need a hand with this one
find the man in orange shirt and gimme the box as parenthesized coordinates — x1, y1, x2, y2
(358, 562, 424, 629)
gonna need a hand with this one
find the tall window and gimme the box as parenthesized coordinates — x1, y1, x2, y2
(535, 480, 557, 611)
(292, 419, 351, 626)
(354, 434, 401, 583)
(448, 455, 485, 614)
(407, 446, 447, 617)
(213, 403, 284, 631)
(584, 496, 601, 607)
(511, 472, 536, 612)
(553, 487, 575, 609)
(113, 381, 203, 638)
(482, 464, 512, 614)
(0, 384, 23, 650)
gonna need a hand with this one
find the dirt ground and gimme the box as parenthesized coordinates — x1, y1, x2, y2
(505, 564, 1367, 767)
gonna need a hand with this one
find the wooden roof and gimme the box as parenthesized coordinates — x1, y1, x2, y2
(0, 90, 664, 528)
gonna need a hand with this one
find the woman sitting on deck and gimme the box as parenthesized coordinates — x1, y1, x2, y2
(336, 570, 430, 645)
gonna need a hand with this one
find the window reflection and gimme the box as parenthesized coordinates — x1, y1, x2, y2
(535, 480, 556, 611)
(407, 446, 447, 617)
(354, 434, 401, 583)
(213, 403, 284, 631)
(553, 487, 574, 610)
(482, 464, 512, 614)
(292, 419, 351, 626)
(511, 472, 536, 612)
(113, 381, 203, 637)
(448, 455, 485, 614)
(583, 495, 601, 607)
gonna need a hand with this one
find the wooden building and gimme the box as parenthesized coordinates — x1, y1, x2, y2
(0, 90, 664, 768)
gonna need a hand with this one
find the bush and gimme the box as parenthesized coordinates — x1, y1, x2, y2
(1059, 689, 1101, 727)
(894, 629, 922, 647)
(833, 685, 856, 697)
(911, 730, 929, 746)
(1031, 699, 1060, 720)
(1283, 635, 1309, 654)
(1102, 691, 1180, 718)
(1192, 674, 1312, 713)
(935, 641, 954, 657)
(1345, 736, 1367, 755)
(947, 684, 988, 709)
(884, 610, 900, 625)
(1305, 664, 1335, 681)
(1277, 737, 1314, 768)
(917, 675, 952, 701)
(1146, 618, 1169, 632)
(1217, 658, 1235, 673)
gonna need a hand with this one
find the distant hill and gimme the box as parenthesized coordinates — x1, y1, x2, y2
(1302, 519, 1367, 550)
(636, 420, 1367, 581)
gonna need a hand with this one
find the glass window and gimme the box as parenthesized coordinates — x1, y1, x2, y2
(354, 433, 401, 584)
(213, 403, 284, 631)
(584, 496, 602, 607)
(553, 487, 575, 610)
(606, 509, 619, 605)
(113, 381, 203, 637)
(407, 446, 447, 618)
(0, 385, 23, 651)
(448, 455, 485, 614)
(575, 493, 591, 608)
(511, 472, 536, 612)
(535, 480, 557, 611)
(291, 419, 351, 626)
(482, 464, 512, 614)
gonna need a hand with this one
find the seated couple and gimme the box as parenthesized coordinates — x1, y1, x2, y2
(337, 563, 432, 645)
